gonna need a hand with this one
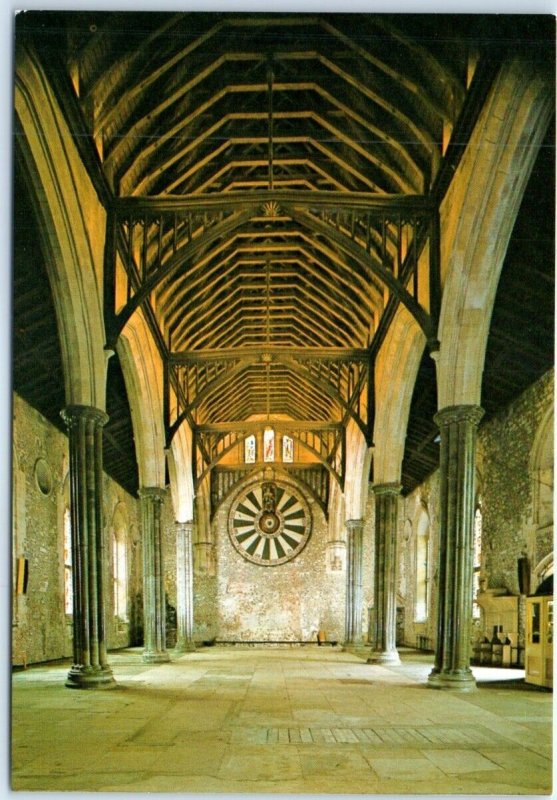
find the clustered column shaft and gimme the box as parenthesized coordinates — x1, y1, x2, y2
(368, 483, 401, 665)
(61, 405, 115, 689)
(175, 520, 196, 652)
(428, 404, 484, 691)
(344, 519, 364, 645)
(140, 487, 170, 663)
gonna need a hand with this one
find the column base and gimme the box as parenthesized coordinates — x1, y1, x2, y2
(367, 649, 401, 666)
(142, 649, 171, 664)
(174, 640, 197, 654)
(65, 665, 116, 689)
(342, 642, 369, 656)
(427, 668, 477, 691)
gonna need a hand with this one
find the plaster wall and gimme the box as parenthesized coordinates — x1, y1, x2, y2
(12, 393, 141, 665)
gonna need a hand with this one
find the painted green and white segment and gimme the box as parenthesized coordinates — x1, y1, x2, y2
(229, 481, 312, 566)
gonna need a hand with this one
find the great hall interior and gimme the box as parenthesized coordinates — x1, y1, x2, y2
(11, 11, 554, 795)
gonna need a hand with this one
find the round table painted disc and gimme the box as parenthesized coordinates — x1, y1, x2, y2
(229, 482, 312, 566)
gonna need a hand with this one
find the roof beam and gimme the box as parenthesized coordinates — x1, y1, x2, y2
(170, 346, 369, 364)
(115, 189, 432, 215)
(197, 420, 342, 433)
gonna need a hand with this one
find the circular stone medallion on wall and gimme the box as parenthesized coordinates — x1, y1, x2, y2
(34, 458, 53, 497)
(228, 479, 312, 566)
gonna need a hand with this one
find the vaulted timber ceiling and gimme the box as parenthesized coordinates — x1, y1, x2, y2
(63, 13, 469, 197)
(14, 12, 555, 496)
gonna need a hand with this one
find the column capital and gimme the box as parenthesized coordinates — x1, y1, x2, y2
(61, 405, 109, 428)
(434, 404, 484, 429)
(175, 520, 194, 533)
(346, 518, 364, 533)
(372, 482, 402, 497)
(138, 486, 166, 502)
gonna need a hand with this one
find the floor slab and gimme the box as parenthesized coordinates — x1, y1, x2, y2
(10, 645, 553, 796)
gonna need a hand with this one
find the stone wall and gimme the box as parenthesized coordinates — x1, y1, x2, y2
(398, 474, 440, 651)
(103, 476, 142, 650)
(475, 368, 554, 647)
(12, 394, 141, 665)
(361, 485, 375, 642)
(477, 369, 553, 597)
(196, 471, 347, 643)
(397, 369, 553, 651)
(13, 367, 552, 663)
(191, 561, 218, 645)
(162, 497, 178, 647)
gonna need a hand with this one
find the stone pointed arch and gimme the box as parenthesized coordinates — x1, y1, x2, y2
(413, 502, 431, 623)
(15, 46, 107, 409)
(110, 501, 130, 534)
(529, 403, 554, 477)
(116, 313, 166, 488)
(437, 58, 554, 409)
(343, 418, 372, 521)
(328, 476, 346, 539)
(529, 402, 554, 530)
(326, 479, 347, 573)
(167, 421, 195, 523)
(373, 306, 426, 483)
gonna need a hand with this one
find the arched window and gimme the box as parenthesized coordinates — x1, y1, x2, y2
(263, 427, 275, 462)
(530, 408, 553, 530)
(282, 435, 294, 463)
(63, 507, 73, 615)
(245, 434, 256, 464)
(472, 504, 482, 619)
(113, 530, 128, 621)
(415, 511, 430, 622)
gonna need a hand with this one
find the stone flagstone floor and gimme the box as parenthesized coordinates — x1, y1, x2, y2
(10, 646, 553, 796)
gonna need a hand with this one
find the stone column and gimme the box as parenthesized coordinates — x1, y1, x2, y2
(175, 520, 196, 653)
(428, 405, 484, 691)
(140, 487, 170, 663)
(61, 405, 115, 689)
(368, 483, 401, 665)
(344, 519, 364, 645)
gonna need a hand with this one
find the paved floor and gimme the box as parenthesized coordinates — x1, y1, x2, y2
(10, 646, 553, 796)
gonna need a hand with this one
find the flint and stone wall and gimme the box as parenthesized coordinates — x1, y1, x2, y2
(12, 394, 141, 666)
(194, 477, 347, 643)
(398, 474, 441, 650)
(477, 369, 553, 596)
(398, 369, 553, 650)
(13, 368, 552, 662)
(361, 488, 375, 642)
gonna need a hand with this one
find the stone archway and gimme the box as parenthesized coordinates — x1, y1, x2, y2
(530, 406, 554, 592)
(15, 48, 108, 410)
(437, 59, 554, 410)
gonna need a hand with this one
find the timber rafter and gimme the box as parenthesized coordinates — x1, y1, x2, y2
(108, 191, 438, 348)
(165, 348, 370, 447)
(194, 423, 345, 491)
(210, 462, 330, 518)
(16, 10, 531, 501)
(106, 189, 438, 461)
